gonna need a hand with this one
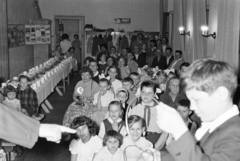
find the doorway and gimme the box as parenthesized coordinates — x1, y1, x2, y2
(54, 15, 85, 68)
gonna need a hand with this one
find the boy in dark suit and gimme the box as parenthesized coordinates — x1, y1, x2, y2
(157, 58, 240, 161)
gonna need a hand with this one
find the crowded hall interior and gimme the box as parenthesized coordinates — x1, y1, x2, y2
(0, 0, 240, 161)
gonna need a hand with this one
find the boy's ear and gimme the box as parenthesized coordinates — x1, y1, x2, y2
(216, 86, 229, 101)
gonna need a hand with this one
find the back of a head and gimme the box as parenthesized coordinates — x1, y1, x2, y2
(181, 58, 237, 98)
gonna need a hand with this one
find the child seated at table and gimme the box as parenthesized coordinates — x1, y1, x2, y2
(107, 66, 122, 94)
(98, 100, 127, 139)
(17, 75, 44, 120)
(94, 130, 124, 161)
(115, 88, 130, 120)
(121, 115, 153, 160)
(129, 80, 167, 149)
(122, 77, 136, 105)
(2, 84, 28, 115)
(70, 116, 102, 161)
(130, 72, 141, 94)
(91, 78, 115, 125)
(164, 99, 198, 147)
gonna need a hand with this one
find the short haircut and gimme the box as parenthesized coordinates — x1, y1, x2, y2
(128, 115, 146, 129)
(156, 70, 167, 78)
(68, 47, 75, 52)
(4, 85, 17, 96)
(18, 75, 30, 82)
(111, 46, 116, 50)
(108, 100, 122, 110)
(102, 130, 123, 147)
(106, 56, 117, 66)
(71, 116, 97, 139)
(166, 47, 172, 52)
(140, 80, 157, 93)
(130, 72, 140, 78)
(99, 78, 111, 86)
(177, 99, 190, 109)
(74, 34, 79, 38)
(80, 67, 93, 77)
(89, 59, 98, 65)
(97, 52, 107, 62)
(175, 50, 183, 56)
(150, 40, 156, 44)
(108, 65, 118, 74)
(127, 52, 134, 57)
(169, 76, 180, 85)
(180, 62, 190, 70)
(84, 57, 95, 65)
(61, 33, 69, 40)
(122, 77, 134, 85)
(162, 37, 168, 43)
(181, 58, 237, 97)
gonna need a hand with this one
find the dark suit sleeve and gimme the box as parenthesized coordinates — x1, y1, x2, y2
(0, 103, 40, 149)
(151, 58, 157, 68)
(166, 125, 240, 161)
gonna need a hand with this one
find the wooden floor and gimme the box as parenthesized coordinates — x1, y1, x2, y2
(15, 74, 81, 161)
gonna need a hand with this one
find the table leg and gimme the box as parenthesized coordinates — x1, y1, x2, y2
(63, 77, 66, 93)
(55, 87, 63, 96)
(45, 99, 53, 110)
(41, 103, 50, 113)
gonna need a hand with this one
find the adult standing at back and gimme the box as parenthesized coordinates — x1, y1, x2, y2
(72, 34, 82, 69)
(60, 34, 72, 54)
(151, 49, 167, 70)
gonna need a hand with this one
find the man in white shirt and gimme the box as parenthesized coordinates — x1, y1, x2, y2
(60, 34, 72, 53)
(156, 58, 240, 161)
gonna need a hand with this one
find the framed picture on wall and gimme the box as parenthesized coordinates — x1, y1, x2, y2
(25, 24, 51, 45)
(7, 24, 25, 48)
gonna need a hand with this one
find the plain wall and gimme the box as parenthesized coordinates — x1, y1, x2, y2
(39, 0, 160, 49)
(8, 0, 40, 78)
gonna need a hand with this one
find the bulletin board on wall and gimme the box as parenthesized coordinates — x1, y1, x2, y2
(7, 24, 25, 48)
(25, 25, 51, 45)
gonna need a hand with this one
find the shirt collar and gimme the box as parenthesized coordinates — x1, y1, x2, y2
(99, 61, 106, 65)
(107, 117, 122, 124)
(195, 105, 239, 140)
(209, 105, 239, 133)
(93, 71, 99, 77)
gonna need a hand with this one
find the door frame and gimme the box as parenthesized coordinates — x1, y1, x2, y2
(54, 15, 85, 68)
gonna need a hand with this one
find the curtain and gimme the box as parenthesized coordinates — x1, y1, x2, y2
(0, 0, 9, 80)
(172, 0, 184, 56)
(211, 0, 239, 71)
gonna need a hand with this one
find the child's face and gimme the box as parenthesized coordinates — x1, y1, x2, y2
(127, 53, 133, 61)
(186, 88, 222, 122)
(76, 124, 91, 141)
(106, 137, 119, 154)
(169, 79, 180, 95)
(129, 121, 145, 142)
(99, 81, 109, 95)
(177, 105, 190, 121)
(117, 92, 128, 103)
(19, 78, 28, 89)
(108, 68, 117, 79)
(109, 104, 122, 121)
(89, 62, 98, 73)
(141, 87, 155, 104)
(123, 82, 133, 91)
(157, 75, 166, 85)
(130, 75, 140, 85)
(7, 92, 16, 100)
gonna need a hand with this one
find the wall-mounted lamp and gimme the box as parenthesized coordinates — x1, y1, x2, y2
(201, 26, 216, 39)
(179, 26, 190, 36)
